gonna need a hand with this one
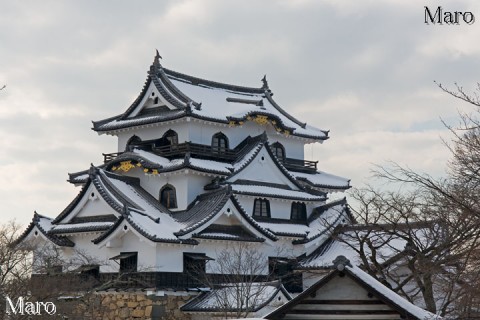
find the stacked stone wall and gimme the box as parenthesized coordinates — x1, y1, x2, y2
(60, 292, 193, 320)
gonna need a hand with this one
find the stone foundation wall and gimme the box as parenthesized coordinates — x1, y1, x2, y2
(67, 292, 194, 320)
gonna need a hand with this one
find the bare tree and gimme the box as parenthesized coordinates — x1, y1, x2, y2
(337, 82, 480, 317)
(187, 242, 292, 319)
(0, 220, 33, 317)
(333, 186, 480, 317)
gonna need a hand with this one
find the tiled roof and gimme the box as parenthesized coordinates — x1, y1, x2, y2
(49, 221, 114, 235)
(15, 213, 74, 247)
(266, 256, 439, 320)
(291, 199, 352, 245)
(174, 187, 233, 236)
(193, 224, 265, 243)
(231, 184, 325, 201)
(297, 222, 425, 270)
(92, 54, 328, 140)
(291, 170, 351, 190)
(181, 281, 291, 313)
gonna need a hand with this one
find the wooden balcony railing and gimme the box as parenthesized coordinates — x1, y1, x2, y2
(103, 142, 317, 173)
(153, 142, 238, 161)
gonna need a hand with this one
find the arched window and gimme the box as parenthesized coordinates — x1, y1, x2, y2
(253, 198, 270, 218)
(125, 135, 142, 151)
(160, 184, 177, 209)
(163, 129, 178, 146)
(291, 202, 306, 221)
(272, 142, 285, 161)
(212, 132, 229, 153)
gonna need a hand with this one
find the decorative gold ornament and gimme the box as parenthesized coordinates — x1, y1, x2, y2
(152, 169, 159, 175)
(112, 166, 117, 171)
(143, 168, 149, 173)
(117, 161, 135, 172)
(254, 115, 269, 125)
(229, 121, 236, 127)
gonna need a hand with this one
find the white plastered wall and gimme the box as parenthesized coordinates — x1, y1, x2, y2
(116, 120, 307, 160)
(228, 148, 298, 189)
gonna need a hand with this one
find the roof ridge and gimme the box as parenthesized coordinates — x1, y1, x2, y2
(163, 67, 265, 95)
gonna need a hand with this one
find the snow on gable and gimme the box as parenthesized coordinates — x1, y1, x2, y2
(266, 256, 440, 320)
(346, 263, 440, 319)
(228, 145, 300, 190)
(62, 183, 118, 223)
(127, 81, 174, 118)
(291, 170, 350, 191)
(175, 196, 275, 243)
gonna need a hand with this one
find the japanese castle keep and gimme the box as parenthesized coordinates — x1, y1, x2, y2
(17, 52, 361, 319)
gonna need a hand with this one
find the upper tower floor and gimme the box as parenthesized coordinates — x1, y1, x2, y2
(93, 52, 329, 162)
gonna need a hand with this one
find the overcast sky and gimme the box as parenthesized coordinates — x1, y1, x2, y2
(1, 0, 480, 226)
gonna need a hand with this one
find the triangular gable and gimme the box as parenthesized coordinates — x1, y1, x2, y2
(125, 80, 177, 119)
(266, 256, 439, 320)
(92, 210, 197, 247)
(54, 173, 123, 224)
(228, 143, 303, 190)
(176, 197, 278, 243)
(15, 213, 74, 248)
(174, 190, 277, 243)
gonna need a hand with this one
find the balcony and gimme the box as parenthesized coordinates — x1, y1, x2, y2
(103, 141, 317, 173)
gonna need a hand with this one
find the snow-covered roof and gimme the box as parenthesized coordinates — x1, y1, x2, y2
(15, 213, 74, 247)
(93, 54, 328, 141)
(298, 223, 429, 269)
(345, 262, 440, 320)
(266, 256, 440, 320)
(49, 221, 114, 234)
(291, 170, 350, 190)
(181, 281, 291, 313)
(231, 184, 325, 201)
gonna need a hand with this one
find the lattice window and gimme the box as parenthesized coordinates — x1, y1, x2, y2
(212, 132, 229, 153)
(253, 198, 270, 218)
(272, 142, 286, 161)
(291, 202, 307, 221)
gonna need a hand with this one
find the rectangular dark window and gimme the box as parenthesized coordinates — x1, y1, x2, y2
(291, 202, 307, 221)
(119, 252, 138, 273)
(253, 198, 270, 218)
(183, 253, 213, 275)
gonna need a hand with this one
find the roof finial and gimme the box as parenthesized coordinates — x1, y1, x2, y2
(333, 255, 352, 271)
(261, 75, 269, 90)
(153, 49, 162, 68)
(88, 164, 98, 178)
(122, 203, 130, 216)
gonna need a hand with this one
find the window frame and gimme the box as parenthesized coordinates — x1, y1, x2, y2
(163, 129, 178, 146)
(183, 253, 213, 275)
(253, 198, 271, 218)
(119, 252, 138, 273)
(159, 184, 178, 209)
(290, 202, 307, 222)
(271, 142, 286, 161)
(211, 132, 229, 153)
